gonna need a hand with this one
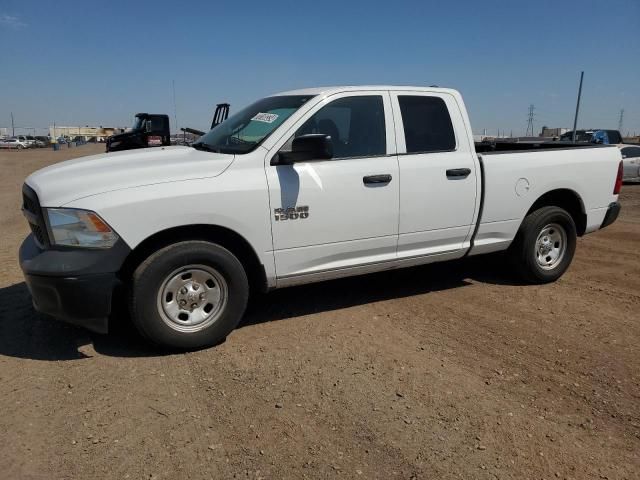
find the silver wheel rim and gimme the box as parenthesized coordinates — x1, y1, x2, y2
(534, 223, 567, 270)
(156, 264, 228, 333)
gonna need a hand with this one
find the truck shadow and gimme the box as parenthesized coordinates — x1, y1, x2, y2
(0, 255, 520, 360)
(241, 255, 519, 327)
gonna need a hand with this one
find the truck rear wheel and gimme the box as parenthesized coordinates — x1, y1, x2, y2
(129, 241, 249, 350)
(510, 206, 576, 284)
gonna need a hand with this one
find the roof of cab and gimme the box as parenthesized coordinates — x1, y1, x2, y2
(273, 85, 459, 97)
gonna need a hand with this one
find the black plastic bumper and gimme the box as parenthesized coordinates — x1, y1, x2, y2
(19, 234, 130, 334)
(600, 201, 621, 229)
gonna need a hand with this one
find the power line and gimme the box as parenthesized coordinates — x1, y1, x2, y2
(172, 80, 178, 134)
(618, 109, 624, 131)
(526, 104, 535, 136)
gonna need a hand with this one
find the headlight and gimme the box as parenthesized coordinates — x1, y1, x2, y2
(45, 208, 119, 248)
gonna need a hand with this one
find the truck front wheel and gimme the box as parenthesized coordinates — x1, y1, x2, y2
(510, 206, 577, 284)
(129, 241, 249, 349)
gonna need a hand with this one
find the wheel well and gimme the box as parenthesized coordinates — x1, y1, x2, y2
(119, 225, 268, 293)
(526, 189, 586, 236)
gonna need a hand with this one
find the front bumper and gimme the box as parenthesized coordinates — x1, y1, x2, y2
(19, 234, 130, 334)
(600, 201, 621, 230)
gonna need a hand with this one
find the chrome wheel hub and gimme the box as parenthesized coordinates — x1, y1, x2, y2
(157, 264, 228, 332)
(535, 223, 566, 270)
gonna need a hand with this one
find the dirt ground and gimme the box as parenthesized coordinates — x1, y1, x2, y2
(0, 144, 638, 480)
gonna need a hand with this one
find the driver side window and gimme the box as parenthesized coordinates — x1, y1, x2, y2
(282, 95, 386, 159)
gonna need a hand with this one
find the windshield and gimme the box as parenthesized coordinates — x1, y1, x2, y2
(194, 95, 315, 154)
(132, 116, 144, 131)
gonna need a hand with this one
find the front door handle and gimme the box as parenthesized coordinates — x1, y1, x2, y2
(446, 168, 471, 178)
(363, 174, 392, 185)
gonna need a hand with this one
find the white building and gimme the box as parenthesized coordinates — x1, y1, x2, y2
(49, 125, 125, 141)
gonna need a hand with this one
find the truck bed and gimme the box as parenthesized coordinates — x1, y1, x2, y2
(470, 144, 621, 256)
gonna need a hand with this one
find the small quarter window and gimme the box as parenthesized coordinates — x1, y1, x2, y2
(398, 96, 456, 153)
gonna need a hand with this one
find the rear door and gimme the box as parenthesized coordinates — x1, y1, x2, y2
(390, 91, 478, 257)
(265, 91, 399, 280)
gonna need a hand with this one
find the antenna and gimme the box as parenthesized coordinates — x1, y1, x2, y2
(618, 109, 624, 131)
(526, 104, 535, 136)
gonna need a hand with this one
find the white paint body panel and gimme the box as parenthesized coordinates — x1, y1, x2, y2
(389, 90, 479, 257)
(24, 85, 621, 290)
(470, 146, 621, 256)
(27, 146, 234, 206)
(265, 90, 399, 278)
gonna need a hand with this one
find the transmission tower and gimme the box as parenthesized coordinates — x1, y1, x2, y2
(618, 109, 624, 131)
(526, 104, 535, 136)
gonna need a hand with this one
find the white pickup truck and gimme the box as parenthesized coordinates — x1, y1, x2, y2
(20, 86, 623, 349)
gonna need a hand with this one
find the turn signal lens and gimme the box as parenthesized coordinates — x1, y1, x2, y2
(86, 212, 112, 233)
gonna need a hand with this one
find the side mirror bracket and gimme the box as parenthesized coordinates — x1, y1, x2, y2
(271, 134, 333, 166)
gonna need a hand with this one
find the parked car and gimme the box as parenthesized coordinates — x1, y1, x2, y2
(19, 85, 623, 349)
(618, 144, 640, 182)
(0, 138, 29, 149)
(14, 135, 36, 147)
(34, 136, 51, 147)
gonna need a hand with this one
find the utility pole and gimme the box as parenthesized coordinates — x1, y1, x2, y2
(618, 109, 624, 132)
(526, 104, 535, 136)
(571, 71, 584, 143)
(11, 112, 15, 137)
(172, 80, 178, 136)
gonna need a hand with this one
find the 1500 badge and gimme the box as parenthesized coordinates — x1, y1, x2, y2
(274, 206, 309, 221)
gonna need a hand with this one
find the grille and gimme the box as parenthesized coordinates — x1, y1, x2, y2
(29, 222, 47, 246)
(23, 194, 38, 213)
(22, 184, 49, 248)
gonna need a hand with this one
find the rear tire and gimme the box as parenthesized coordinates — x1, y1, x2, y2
(129, 241, 249, 350)
(509, 206, 576, 284)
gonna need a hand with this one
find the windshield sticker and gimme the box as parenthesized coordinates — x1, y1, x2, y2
(251, 112, 279, 124)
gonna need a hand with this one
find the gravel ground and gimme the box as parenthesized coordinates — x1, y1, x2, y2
(0, 144, 638, 479)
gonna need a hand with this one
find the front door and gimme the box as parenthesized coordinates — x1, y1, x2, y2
(265, 92, 399, 280)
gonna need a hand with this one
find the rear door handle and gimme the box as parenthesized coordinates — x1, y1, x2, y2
(446, 168, 471, 178)
(363, 174, 392, 185)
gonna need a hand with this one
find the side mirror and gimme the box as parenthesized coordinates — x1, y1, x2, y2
(145, 121, 153, 133)
(275, 134, 333, 165)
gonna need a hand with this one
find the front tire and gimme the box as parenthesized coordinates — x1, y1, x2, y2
(129, 241, 249, 350)
(510, 206, 577, 284)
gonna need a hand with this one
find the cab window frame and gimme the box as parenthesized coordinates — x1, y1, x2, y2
(278, 94, 389, 161)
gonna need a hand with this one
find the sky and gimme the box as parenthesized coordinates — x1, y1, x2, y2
(0, 0, 639, 137)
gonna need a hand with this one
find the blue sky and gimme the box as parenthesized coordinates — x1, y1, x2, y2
(1, 0, 639, 136)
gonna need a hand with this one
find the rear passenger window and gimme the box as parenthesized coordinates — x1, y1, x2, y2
(398, 96, 456, 153)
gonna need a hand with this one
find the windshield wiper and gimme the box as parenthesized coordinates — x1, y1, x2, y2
(191, 142, 220, 153)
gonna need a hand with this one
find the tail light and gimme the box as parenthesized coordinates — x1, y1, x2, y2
(613, 160, 623, 194)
